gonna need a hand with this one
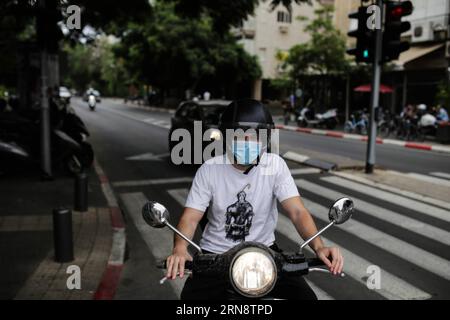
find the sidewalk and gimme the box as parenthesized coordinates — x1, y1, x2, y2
(0, 162, 124, 300)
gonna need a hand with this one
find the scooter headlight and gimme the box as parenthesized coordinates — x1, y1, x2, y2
(229, 247, 277, 298)
(209, 129, 222, 141)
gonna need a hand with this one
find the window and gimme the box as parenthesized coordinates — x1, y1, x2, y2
(277, 11, 292, 24)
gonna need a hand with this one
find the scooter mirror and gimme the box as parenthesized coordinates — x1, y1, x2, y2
(142, 201, 170, 228)
(329, 198, 354, 225)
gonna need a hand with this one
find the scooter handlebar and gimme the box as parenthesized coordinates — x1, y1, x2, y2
(157, 260, 193, 270)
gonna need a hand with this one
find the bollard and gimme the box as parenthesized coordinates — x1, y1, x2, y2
(74, 172, 88, 212)
(53, 208, 74, 263)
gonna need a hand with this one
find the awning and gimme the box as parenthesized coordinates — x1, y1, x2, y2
(354, 84, 394, 94)
(393, 44, 445, 67)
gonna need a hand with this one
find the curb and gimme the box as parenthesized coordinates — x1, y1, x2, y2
(276, 125, 450, 155)
(92, 159, 126, 300)
(283, 151, 337, 172)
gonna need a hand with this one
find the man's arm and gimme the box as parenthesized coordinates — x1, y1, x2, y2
(166, 207, 204, 280)
(281, 196, 344, 275)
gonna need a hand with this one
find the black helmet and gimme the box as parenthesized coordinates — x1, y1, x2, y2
(219, 99, 275, 161)
(219, 99, 275, 132)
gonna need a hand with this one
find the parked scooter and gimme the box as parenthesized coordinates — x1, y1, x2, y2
(0, 100, 94, 174)
(417, 113, 438, 142)
(297, 107, 338, 130)
(144, 198, 354, 300)
(88, 94, 96, 111)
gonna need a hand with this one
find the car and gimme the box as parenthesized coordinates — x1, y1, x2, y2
(59, 86, 72, 104)
(168, 99, 230, 165)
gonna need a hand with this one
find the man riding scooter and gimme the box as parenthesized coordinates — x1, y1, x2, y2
(165, 99, 344, 300)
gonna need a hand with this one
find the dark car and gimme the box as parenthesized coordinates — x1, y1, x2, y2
(168, 100, 230, 164)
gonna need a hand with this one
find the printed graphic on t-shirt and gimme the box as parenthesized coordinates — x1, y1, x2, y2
(225, 184, 254, 242)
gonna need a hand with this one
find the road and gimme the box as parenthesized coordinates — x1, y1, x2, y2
(73, 98, 450, 300)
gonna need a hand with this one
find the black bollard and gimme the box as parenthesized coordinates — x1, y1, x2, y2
(74, 172, 88, 212)
(53, 208, 74, 263)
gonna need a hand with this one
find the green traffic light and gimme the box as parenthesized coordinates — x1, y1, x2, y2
(363, 49, 369, 58)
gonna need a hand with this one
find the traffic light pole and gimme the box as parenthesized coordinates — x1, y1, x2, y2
(365, 0, 384, 174)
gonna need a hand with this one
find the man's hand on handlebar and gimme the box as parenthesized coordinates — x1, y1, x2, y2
(166, 246, 193, 280)
(316, 246, 344, 276)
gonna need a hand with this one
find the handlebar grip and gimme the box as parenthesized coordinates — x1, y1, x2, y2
(306, 258, 326, 268)
(157, 260, 194, 270)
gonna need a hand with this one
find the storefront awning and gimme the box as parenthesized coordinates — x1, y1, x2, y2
(393, 44, 445, 68)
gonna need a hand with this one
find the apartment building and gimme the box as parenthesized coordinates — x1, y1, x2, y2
(234, 0, 333, 99)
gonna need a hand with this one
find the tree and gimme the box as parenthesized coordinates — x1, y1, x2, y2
(62, 37, 129, 96)
(115, 1, 261, 101)
(284, 5, 350, 109)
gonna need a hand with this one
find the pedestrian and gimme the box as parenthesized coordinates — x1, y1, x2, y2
(437, 105, 449, 123)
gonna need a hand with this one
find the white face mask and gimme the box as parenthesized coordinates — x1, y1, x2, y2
(232, 140, 262, 165)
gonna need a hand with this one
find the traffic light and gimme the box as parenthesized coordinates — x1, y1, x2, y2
(347, 6, 374, 63)
(382, 0, 413, 62)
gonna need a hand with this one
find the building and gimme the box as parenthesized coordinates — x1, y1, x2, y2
(334, 0, 450, 111)
(233, 0, 333, 100)
(393, 0, 450, 109)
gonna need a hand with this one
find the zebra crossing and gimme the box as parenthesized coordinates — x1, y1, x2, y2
(118, 171, 450, 300)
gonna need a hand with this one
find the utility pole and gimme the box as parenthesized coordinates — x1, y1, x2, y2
(38, 0, 52, 179)
(365, 0, 383, 174)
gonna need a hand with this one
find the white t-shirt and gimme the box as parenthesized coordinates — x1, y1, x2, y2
(185, 153, 300, 254)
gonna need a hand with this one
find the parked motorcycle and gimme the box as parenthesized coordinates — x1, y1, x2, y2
(0, 101, 93, 174)
(88, 94, 96, 111)
(143, 198, 354, 300)
(297, 108, 338, 130)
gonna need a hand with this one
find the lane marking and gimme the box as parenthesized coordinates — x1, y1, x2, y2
(277, 212, 431, 300)
(406, 173, 450, 188)
(322, 176, 450, 222)
(120, 192, 186, 297)
(430, 172, 450, 180)
(290, 168, 322, 175)
(297, 180, 450, 281)
(298, 179, 450, 246)
(332, 171, 450, 211)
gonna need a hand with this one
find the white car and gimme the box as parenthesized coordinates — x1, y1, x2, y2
(59, 86, 72, 103)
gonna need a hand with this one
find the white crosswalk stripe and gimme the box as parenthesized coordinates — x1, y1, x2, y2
(430, 172, 450, 180)
(297, 179, 450, 246)
(276, 212, 431, 300)
(120, 192, 186, 298)
(406, 173, 450, 188)
(296, 180, 450, 281)
(321, 176, 450, 223)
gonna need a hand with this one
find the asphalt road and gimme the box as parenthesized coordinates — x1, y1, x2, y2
(73, 98, 450, 300)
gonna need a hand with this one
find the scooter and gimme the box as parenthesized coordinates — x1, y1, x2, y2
(0, 103, 93, 175)
(297, 108, 338, 130)
(88, 94, 96, 111)
(417, 113, 438, 142)
(144, 198, 354, 300)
